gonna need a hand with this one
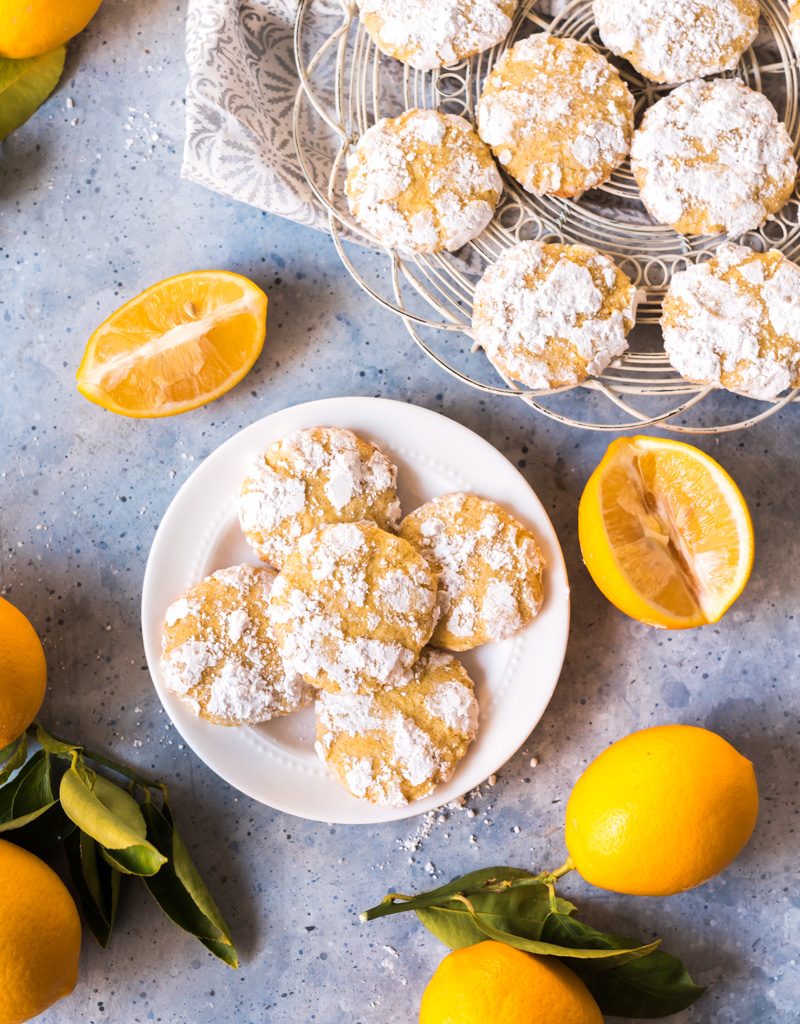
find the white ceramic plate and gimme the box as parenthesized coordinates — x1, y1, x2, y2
(141, 397, 570, 823)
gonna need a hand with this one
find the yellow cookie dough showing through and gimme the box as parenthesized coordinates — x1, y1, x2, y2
(662, 243, 800, 400)
(315, 649, 479, 806)
(160, 564, 313, 727)
(399, 492, 545, 651)
(238, 426, 401, 569)
(269, 521, 439, 695)
(631, 78, 797, 237)
(345, 108, 503, 253)
(477, 34, 634, 197)
(472, 240, 638, 390)
(792, 0, 800, 58)
(592, 0, 759, 85)
(356, 0, 517, 72)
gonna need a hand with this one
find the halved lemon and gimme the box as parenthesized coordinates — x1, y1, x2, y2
(76, 271, 267, 417)
(579, 436, 754, 629)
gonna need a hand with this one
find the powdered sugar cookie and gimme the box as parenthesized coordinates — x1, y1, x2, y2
(345, 108, 502, 254)
(161, 564, 313, 727)
(238, 427, 401, 569)
(315, 649, 479, 806)
(472, 240, 638, 390)
(631, 79, 797, 237)
(662, 243, 800, 400)
(477, 34, 634, 197)
(269, 521, 438, 695)
(399, 492, 544, 651)
(593, 0, 759, 85)
(356, 0, 517, 72)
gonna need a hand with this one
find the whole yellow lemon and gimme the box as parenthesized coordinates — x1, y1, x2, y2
(0, 0, 104, 59)
(565, 724, 758, 896)
(0, 839, 82, 1024)
(419, 940, 603, 1024)
(0, 595, 46, 750)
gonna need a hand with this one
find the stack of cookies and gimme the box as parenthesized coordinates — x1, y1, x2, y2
(344, 0, 800, 402)
(161, 427, 545, 807)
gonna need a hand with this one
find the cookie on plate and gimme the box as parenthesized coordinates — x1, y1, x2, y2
(269, 521, 438, 695)
(593, 0, 759, 85)
(356, 0, 517, 71)
(160, 564, 313, 726)
(399, 492, 544, 651)
(662, 243, 800, 400)
(477, 34, 634, 197)
(631, 78, 797, 237)
(345, 108, 502, 254)
(472, 240, 638, 390)
(315, 648, 479, 805)
(792, 0, 800, 58)
(238, 426, 401, 569)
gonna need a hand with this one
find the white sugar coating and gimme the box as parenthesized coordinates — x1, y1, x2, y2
(662, 243, 800, 400)
(238, 426, 400, 568)
(400, 492, 545, 651)
(315, 649, 479, 806)
(161, 563, 313, 726)
(472, 240, 637, 390)
(270, 521, 438, 694)
(593, 0, 759, 85)
(477, 34, 634, 197)
(631, 79, 798, 238)
(356, 0, 516, 71)
(345, 109, 502, 254)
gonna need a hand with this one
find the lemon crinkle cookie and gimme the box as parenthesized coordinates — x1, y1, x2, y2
(631, 78, 797, 237)
(472, 240, 638, 390)
(356, 0, 517, 71)
(662, 243, 800, 400)
(269, 521, 438, 695)
(477, 34, 634, 197)
(239, 427, 400, 568)
(592, 0, 759, 85)
(160, 564, 312, 726)
(399, 492, 544, 651)
(345, 108, 503, 253)
(792, 1, 800, 58)
(315, 649, 479, 805)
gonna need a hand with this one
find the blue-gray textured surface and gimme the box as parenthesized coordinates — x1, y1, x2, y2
(1, 2, 798, 1022)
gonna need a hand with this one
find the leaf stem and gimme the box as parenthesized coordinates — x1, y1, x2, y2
(548, 857, 575, 881)
(28, 723, 163, 791)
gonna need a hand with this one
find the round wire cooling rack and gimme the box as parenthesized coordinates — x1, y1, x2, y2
(293, 0, 800, 432)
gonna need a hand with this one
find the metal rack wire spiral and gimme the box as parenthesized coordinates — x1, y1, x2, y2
(293, 0, 800, 431)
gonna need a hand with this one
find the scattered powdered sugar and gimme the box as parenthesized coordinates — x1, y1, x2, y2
(477, 35, 633, 195)
(593, 0, 759, 84)
(357, 0, 514, 71)
(663, 243, 800, 400)
(472, 240, 636, 389)
(270, 523, 437, 693)
(160, 564, 312, 725)
(631, 78, 797, 237)
(346, 109, 502, 254)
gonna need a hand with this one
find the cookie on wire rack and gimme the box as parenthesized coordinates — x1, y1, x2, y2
(355, 0, 518, 72)
(631, 78, 797, 237)
(471, 240, 638, 391)
(315, 649, 479, 806)
(662, 243, 800, 401)
(345, 108, 502, 254)
(592, 0, 759, 85)
(476, 34, 634, 198)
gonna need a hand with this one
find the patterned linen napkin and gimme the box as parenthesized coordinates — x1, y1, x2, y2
(182, 0, 564, 234)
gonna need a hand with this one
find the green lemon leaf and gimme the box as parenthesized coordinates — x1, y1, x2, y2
(11, 748, 52, 816)
(0, 734, 27, 788)
(0, 743, 43, 822)
(59, 761, 166, 876)
(466, 906, 660, 964)
(34, 723, 82, 757)
(0, 739, 20, 764)
(540, 913, 707, 1016)
(0, 799, 75, 854)
(65, 830, 120, 948)
(0, 47, 66, 141)
(140, 799, 237, 967)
